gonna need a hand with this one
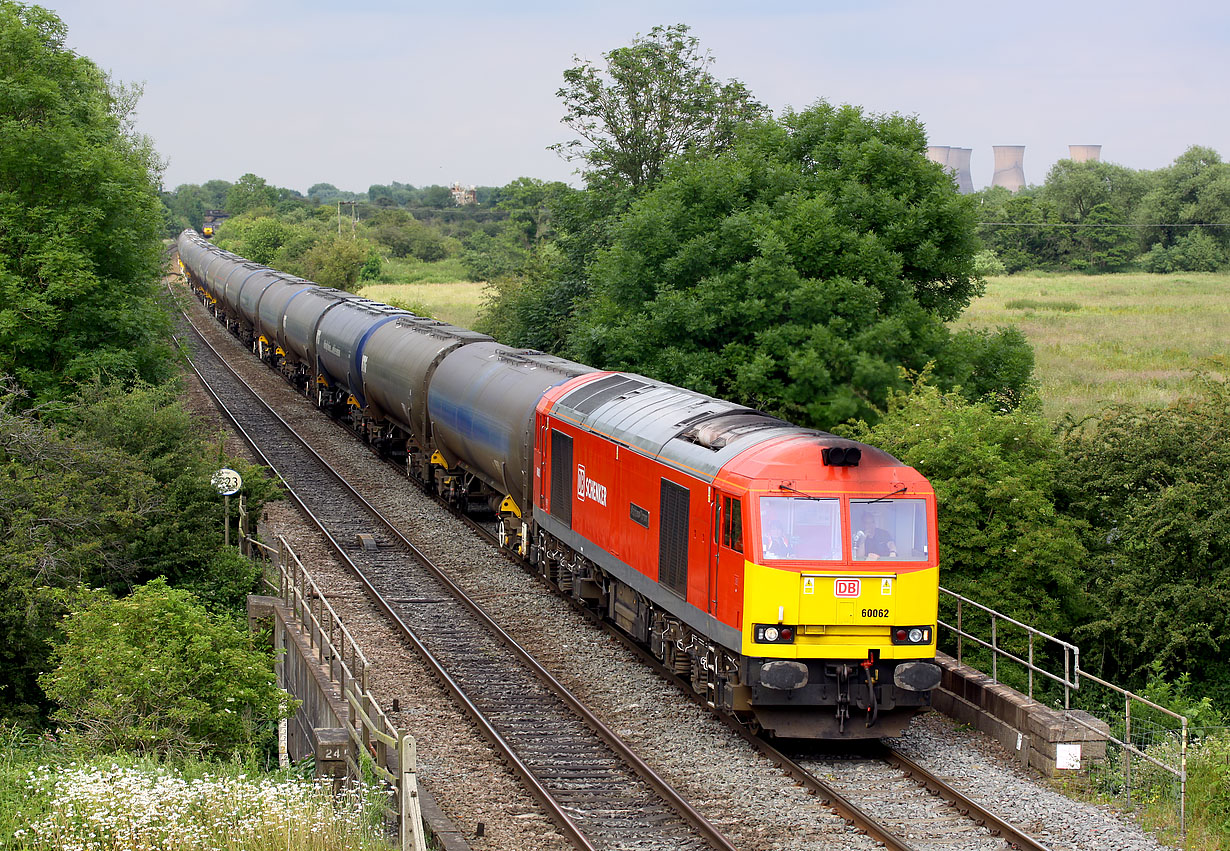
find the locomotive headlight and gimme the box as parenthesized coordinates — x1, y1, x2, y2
(754, 624, 796, 644)
(892, 625, 932, 645)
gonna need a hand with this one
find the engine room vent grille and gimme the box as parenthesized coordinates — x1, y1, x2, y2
(562, 375, 649, 415)
(658, 480, 689, 597)
(550, 429, 573, 528)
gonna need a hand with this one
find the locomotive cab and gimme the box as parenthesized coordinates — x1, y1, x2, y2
(719, 437, 942, 738)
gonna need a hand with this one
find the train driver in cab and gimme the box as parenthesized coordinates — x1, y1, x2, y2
(763, 521, 793, 559)
(854, 510, 896, 560)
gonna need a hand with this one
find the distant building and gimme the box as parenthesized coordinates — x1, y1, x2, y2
(450, 183, 477, 206)
(1068, 145, 1103, 163)
(925, 146, 974, 194)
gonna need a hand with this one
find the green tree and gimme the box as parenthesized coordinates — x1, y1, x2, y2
(494, 177, 571, 246)
(567, 102, 1001, 428)
(0, 381, 156, 722)
(165, 183, 209, 231)
(972, 188, 1067, 272)
(1040, 158, 1149, 222)
(296, 235, 371, 291)
(200, 178, 232, 209)
(0, 2, 172, 399)
(1134, 146, 1230, 262)
(552, 23, 768, 191)
(41, 579, 289, 758)
(225, 172, 277, 215)
(1067, 202, 1138, 272)
(1060, 374, 1230, 700)
(420, 184, 453, 208)
(62, 381, 279, 610)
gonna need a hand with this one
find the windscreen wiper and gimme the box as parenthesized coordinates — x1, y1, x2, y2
(863, 485, 909, 504)
(778, 484, 824, 500)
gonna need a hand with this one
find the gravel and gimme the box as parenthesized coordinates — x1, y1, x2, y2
(178, 277, 1176, 851)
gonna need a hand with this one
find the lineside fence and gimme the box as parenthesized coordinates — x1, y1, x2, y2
(939, 588, 1191, 839)
(247, 530, 427, 851)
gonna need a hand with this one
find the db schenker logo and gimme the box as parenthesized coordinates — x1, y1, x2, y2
(576, 465, 608, 506)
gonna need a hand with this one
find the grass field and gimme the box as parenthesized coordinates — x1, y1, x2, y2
(955, 271, 1230, 422)
(361, 264, 1228, 424)
(360, 279, 486, 330)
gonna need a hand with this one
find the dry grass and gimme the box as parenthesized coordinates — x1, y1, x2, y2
(359, 281, 486, 330)
(954, 271, 1230, 422)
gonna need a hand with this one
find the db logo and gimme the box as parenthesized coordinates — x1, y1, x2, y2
(834, 579, 861, 598)
(576, 465, 608, 506)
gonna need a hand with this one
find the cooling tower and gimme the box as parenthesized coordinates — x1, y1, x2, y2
(992, 145, 1026, 192)
(949, 147, 974, 194)
(1068, 145, 1102, 163)
(926, 146, 973, 194)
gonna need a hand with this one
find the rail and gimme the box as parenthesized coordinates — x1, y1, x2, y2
(938, 586, 1188, 837)
(248, 534, 427, 851)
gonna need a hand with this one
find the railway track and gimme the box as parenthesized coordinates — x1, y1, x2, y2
(176, 304, 736, 851)
(451, 454, 1051, 851)
(174, 278, 1052, 851)
(552, 586, 1053, 851)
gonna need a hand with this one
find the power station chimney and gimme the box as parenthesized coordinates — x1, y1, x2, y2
(992, 145, 1026, 192)
(949, 147, 974, 194)
(926, 146, 973, 194)
(1068, 144, 1102, 163)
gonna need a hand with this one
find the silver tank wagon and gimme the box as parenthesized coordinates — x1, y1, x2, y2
(315, 299, 412, 406)
(360, 317, 492, 447)
(427, 342, 595, 514)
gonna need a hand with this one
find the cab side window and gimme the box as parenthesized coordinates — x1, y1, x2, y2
(722, 496, 743, 553)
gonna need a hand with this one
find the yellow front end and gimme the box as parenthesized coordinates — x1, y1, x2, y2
(741, 560, 938, 660)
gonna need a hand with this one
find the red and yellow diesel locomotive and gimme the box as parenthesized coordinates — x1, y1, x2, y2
(178, 229, 942, 738)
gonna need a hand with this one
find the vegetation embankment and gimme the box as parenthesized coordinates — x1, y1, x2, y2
(0, 4, 393, 848)
(6, 3, 1230, 848)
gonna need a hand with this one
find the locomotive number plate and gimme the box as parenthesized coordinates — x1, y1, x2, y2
(834, 578, 861, 598)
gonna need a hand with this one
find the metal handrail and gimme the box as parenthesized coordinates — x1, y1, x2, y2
(939, 587, 1080, 707)
(245, 530, 426, 850)
(938, 586, 1188, 837)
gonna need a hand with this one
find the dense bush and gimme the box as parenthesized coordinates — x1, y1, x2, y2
(1060, 374, 1230, 701)
(0, 380, 278, 724)
(41, 579, 289, 758)
(1140, 229, 1225, 272)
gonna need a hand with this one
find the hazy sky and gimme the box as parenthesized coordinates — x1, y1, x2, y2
(42, 0, 1229, 194)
